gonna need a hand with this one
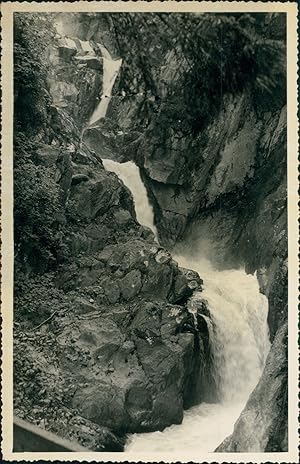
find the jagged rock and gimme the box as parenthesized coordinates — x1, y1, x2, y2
(171, 273, 194, 304)
(34, 145, 60, 167)
(71, 173, 89, 185)
(155, 249, 172, 264)
(48, 35, 103, 129)
(69, 175, 126, 220)
(74, 56, 102, 70)
(75, 297, 97, 314)
(58, 45, 77, 61)
(102, 278, 120, 304)
(49, 81, 79, 108)
(73, 381, 128, 432)
(65, 297, 209, 433)
(68, 417, 124, 451)
(216, 321, 288, 452)
(113, 209, 132, 225)
(141, 261, 174, 300)
(119, 270, 142, 301)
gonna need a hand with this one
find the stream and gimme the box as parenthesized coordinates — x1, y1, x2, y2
(87, 41, 270, 453)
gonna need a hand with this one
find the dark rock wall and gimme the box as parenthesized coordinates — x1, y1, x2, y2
(104, 12, 288, 452)
(14, 14, 217, 449)
(46, 35, 103, 130)
(109, 27, 287, 342)
(14, 12, 288, 452)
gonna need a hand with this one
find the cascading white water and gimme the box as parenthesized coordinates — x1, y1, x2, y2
(74, 34, 270, 452)
(98, 158, 270, 453)
(89, 44, 122, 126)
(177, 256, 270, 404)
(102, 159, 158, 240)
(81, 39, 157, 239)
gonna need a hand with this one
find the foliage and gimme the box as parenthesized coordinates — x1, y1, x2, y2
(14, 135, 64, 270)
(14, 271, 70, 323)
(14, 13, 66, 270)
(109, 12, 286, 133)
(14, 13, 55, 134)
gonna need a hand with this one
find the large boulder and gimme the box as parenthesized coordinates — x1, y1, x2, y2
(60, 299, 211, 434)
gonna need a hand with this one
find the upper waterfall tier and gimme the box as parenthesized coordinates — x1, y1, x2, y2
(89, 44, 122, 126)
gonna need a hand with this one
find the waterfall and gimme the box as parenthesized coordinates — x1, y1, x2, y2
(89, 44, 122, 126)
(72, 32, 270, 452)
(81, 39, 158, 240)
(175, 256, 270, 404)
(103, 160, 270, 453)
(102, 159, 158, 240)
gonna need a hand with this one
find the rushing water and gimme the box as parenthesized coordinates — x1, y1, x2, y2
(127, 257, 270, 452)
(84, 37, 270, 452)
(89, 44, 122, 126)
(101, 158, 270, 453)
(102, 159, 158, 239)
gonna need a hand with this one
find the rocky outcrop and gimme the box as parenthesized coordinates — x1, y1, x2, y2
(47, 33, 104, 129)
(108, 26, 287, 341)
(54, 13, 120, 59)
(216, 321, 288, 452)
(14, 11, 288, 452)
(14, 23, 215, 446)
(15, 105, 215, 445)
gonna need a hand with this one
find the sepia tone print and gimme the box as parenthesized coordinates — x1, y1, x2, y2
(1, 2, 298, 462)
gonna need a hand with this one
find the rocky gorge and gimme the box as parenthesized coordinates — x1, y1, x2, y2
(13, 12, 288, 453)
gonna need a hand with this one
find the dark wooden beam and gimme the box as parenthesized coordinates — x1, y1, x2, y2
(13, 416, 89, 452)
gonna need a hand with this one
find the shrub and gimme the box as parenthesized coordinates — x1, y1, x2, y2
(14, 272, 71, 323)
(14, 136, 64, 270)
(110, 12, 286, 133)
(14, 13, 55, 134)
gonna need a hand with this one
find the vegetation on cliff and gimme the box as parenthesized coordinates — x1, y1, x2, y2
(13, 11, 288, 453)
(110, 13, 286, 132)
(13, 13, 213, 450)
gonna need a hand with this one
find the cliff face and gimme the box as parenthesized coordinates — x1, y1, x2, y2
(137, 95, 287, 341)
(14, 15, 215, 450)
(107, 16, 287, 342)
(101, 12, 287, 452)
(14, 12, 288, 453)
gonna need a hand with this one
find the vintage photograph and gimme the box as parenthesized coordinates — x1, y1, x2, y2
(1, 1, 298, 461)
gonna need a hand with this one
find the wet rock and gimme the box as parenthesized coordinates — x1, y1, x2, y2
(170, 267, 203, 304)
(170, 273, 194, 303)
(74, 56, 102, 71)
(216, 322, 288, 452)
